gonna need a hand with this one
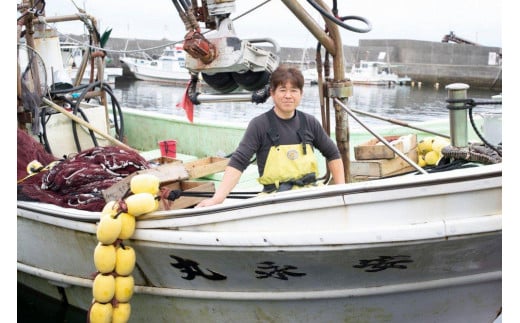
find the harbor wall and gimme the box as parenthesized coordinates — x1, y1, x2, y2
(346, 39, 502, 90)
(98, 37, 502, 91)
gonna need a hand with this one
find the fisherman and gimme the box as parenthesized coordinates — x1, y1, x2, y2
(196, 65, 345, 207)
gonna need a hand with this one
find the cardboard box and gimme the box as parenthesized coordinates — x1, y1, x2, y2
(159, 181, 215, 210)
(354, 134, 417, 160)
(350, 148, 418, 178)
(184, 157, 229, 179)
(102, 162, 189, 202)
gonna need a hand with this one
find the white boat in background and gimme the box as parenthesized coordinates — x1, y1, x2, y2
(17, 2, 502, 323)
(347, 60, 408, 86)
(301, 68, 319, 85)
(119, 56, 151, 77)
(120, 44, 192, 84)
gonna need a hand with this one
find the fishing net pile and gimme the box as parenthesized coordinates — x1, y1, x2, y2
(17, 128, 57, 180)
(18, 129, 150, 211)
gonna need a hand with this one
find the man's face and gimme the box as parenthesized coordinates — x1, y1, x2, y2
(271, 82, 303, 118)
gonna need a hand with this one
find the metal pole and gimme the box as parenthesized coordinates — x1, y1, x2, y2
(334, 98, 427, 174)
(195, 93, 253, 103)
(445, 83, 469, 147)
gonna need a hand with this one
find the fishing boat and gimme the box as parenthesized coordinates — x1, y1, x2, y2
(301, 67, 319, 85)
(17, 1, 502, 322)
(119, 44, 192, 85)
(346, 60, 404, 86)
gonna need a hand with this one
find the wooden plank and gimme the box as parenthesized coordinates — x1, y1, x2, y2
(147, 156, 182, 166)
(184, 157, 229, 179)
(350, 148, 418, 177)
(354, 134, 416, 160)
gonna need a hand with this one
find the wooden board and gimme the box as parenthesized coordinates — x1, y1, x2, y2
(159, 181, 215, 210)
(354, 134, 416, 160)
(147, 156, 182, 166)
(184, 157, 229, 179)
(350, 148, 418, 178)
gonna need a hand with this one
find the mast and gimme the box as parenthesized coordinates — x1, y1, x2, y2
(281, 0, 352, 182)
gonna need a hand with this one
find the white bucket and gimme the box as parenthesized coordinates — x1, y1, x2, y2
(481, 113, 502, 146)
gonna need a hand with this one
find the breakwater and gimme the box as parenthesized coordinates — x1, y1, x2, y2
(348, 39, 502, 91)
(94, 36, 501, 91)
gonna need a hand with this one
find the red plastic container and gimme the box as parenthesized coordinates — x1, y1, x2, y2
(159, 140, 177, 158)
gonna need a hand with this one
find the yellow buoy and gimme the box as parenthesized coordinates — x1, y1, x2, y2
(424, 150, 440, 166)
(417, 137, 434, 155)
(418, 154, 426, 167)
(89, 301, 113, 323)
(26, 160, 43, 174)
(432, 137, 450, 154)
(102, 200, 119, 216)
(125, 192, 158, 216)
(130, 173, 160, 195)
(93, 243, 117, 274)
(92, 273, 116, 303)
(118, 212, 136, 240)
(112, 302, 131, 323)
(115, 245, 136, 276)
(114, 275, 135, 303)
(96, 213, 123, 245)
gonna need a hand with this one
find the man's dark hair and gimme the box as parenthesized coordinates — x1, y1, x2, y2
(269, 65, 304, 91)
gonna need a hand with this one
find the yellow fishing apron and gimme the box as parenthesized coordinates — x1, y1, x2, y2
(258, 143, 319, 192)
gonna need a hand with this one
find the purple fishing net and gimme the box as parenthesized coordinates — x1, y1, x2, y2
(18, 130, 150, 211)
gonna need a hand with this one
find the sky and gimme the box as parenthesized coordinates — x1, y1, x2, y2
(38, 0, 503, 49)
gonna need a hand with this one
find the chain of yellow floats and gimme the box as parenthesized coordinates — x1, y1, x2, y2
(89, 173, 161, 323)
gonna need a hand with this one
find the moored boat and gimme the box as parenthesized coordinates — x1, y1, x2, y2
(18, 162, 502, 322)
(17, 1, 502, 322)
(346, 60, 405, 86)
(120, 44, 192, 85)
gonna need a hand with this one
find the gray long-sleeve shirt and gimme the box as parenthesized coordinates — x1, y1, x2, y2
(228, 108, 341, 177)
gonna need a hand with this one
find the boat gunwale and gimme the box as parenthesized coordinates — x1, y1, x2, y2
(17, 163, 501, 224)
(17, 164, 501, 246)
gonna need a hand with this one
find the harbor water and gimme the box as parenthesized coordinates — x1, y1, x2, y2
(112, 79, 502, 131)
(18, 79, 502, 322)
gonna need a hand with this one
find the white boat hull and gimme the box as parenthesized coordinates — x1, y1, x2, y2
(347, 60, 404, 86)
(133, 65, 191, 84)
(120, 46, 192, 85)
(17, 164, 502, 322)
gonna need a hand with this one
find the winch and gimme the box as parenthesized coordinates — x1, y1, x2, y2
(172, 0, 280, 94)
